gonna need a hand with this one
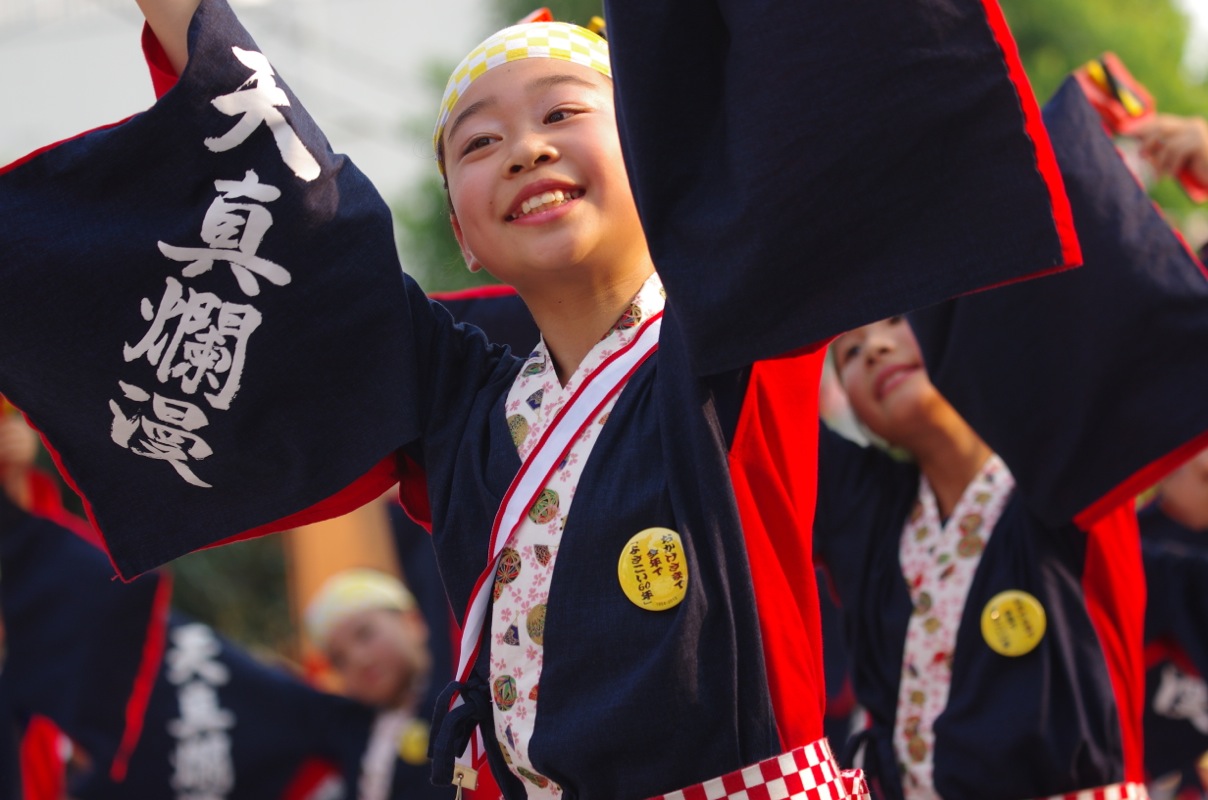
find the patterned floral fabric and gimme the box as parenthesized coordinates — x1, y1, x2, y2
(488, 273, 665, 795)
(892, 455, 1015, 799)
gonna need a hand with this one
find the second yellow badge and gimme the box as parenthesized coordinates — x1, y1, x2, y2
(980, 589, 1047, 657)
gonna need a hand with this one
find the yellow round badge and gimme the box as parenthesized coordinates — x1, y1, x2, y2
(617, 527, 688, 611)
(397, 718, 430, 765)
(980, 590, 1047, 657)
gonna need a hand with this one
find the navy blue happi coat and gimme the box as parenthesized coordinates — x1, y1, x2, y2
(1138, 503, 1208, 797)
(816, 78, 1208, 800)
(0, 0, 1083, 796)
(0, 491, 168, 789)
(73, 612, 452, 800)
(0, 489, 452, 800)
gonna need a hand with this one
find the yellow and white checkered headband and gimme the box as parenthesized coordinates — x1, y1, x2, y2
(433, 20, 611, 171)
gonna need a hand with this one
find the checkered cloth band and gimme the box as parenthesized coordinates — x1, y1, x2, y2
(1040, 782, 1149, 800)
(433, 20, 611, 168)
(649, 739, 870, 800)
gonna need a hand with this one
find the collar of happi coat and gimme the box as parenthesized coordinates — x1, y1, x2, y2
(506, 272, 665, 459)
(911, 453, 1014, 550)
(892, 452, 1015, 799)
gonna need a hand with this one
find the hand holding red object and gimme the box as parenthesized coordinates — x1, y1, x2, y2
(1074, 52, 1208, 202)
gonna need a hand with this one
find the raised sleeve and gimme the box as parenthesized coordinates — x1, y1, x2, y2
(909, 79, 1208, 528)
(605, 0, 1081, 374)
(0, 0, 506, 578)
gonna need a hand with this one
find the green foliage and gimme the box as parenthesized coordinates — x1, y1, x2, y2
(170, 537, 294, 656)
(1002, 0, 1193, 104)
(393, 172, 489, 293)
(1002, 0, 1208, 213)
(493, 0, 603, 29)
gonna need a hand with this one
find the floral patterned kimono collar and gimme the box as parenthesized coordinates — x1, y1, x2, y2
(893, 453, 1015, 799)
(444, 272, 666, 794)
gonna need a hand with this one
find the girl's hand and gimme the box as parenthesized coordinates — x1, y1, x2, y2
(1132, 113, 1208, 187)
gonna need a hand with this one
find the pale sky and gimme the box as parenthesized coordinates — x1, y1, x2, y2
(3, 0, 1207, 199)
(1, 0, 489, 199)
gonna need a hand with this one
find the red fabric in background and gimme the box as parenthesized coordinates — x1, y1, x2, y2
(1081, 503, 1147, 784)
(18, 716, 65, 800)
(728, 348, 829, 750)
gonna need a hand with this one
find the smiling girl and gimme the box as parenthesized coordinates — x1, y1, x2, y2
(814, 76, 1208, 800)
(0, 0, 1085, 796)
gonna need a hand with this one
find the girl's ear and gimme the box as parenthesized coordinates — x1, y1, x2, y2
(449, 213, 483, 273)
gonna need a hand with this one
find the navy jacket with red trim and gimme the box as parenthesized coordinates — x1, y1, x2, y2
(0, 1, 1080, 797)
(72, 612, 453, 800)
(1138, 504, 1208, 796)
(0, 0, 1076, 580)
(0, 488, 453, 800)
(816, 79, 1208, 799)
(817, 436, 1145, 800)
(0, 491, 168, 787)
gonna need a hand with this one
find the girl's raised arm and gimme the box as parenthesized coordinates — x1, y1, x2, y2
(0, 0, 428, 579)
(603, 0, 1081, 375)
(134, 0, 200, 74)
(909, 79, 1208, 528)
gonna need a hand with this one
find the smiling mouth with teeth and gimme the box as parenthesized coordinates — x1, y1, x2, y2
(510, 189, 584, 220)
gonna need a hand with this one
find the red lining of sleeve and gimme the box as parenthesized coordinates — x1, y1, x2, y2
(203, 455, 402, 553)
(25, 426, 129, 579)
(0, 117, 134, 177)
(141, 22, 181, 98)
(19, 716, 66, 800)
(395, 452, 433, 532)
(1170, 224, 1208, 282)
(280, 758, 342, 800)
(1144, 639, 1202, 676)
(428, 284, 518, 303)
(109, 570, 173, 782)
(727, 349, 828, 750)
(1080, 504, 1147, 784)
(1075, 430, 1208, 530)
(24, 469, 100, 548)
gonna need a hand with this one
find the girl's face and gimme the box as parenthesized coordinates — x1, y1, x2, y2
(324, 607, 430, 709)
(441, 58, 650, 295)
(830, 316, 942, 446)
